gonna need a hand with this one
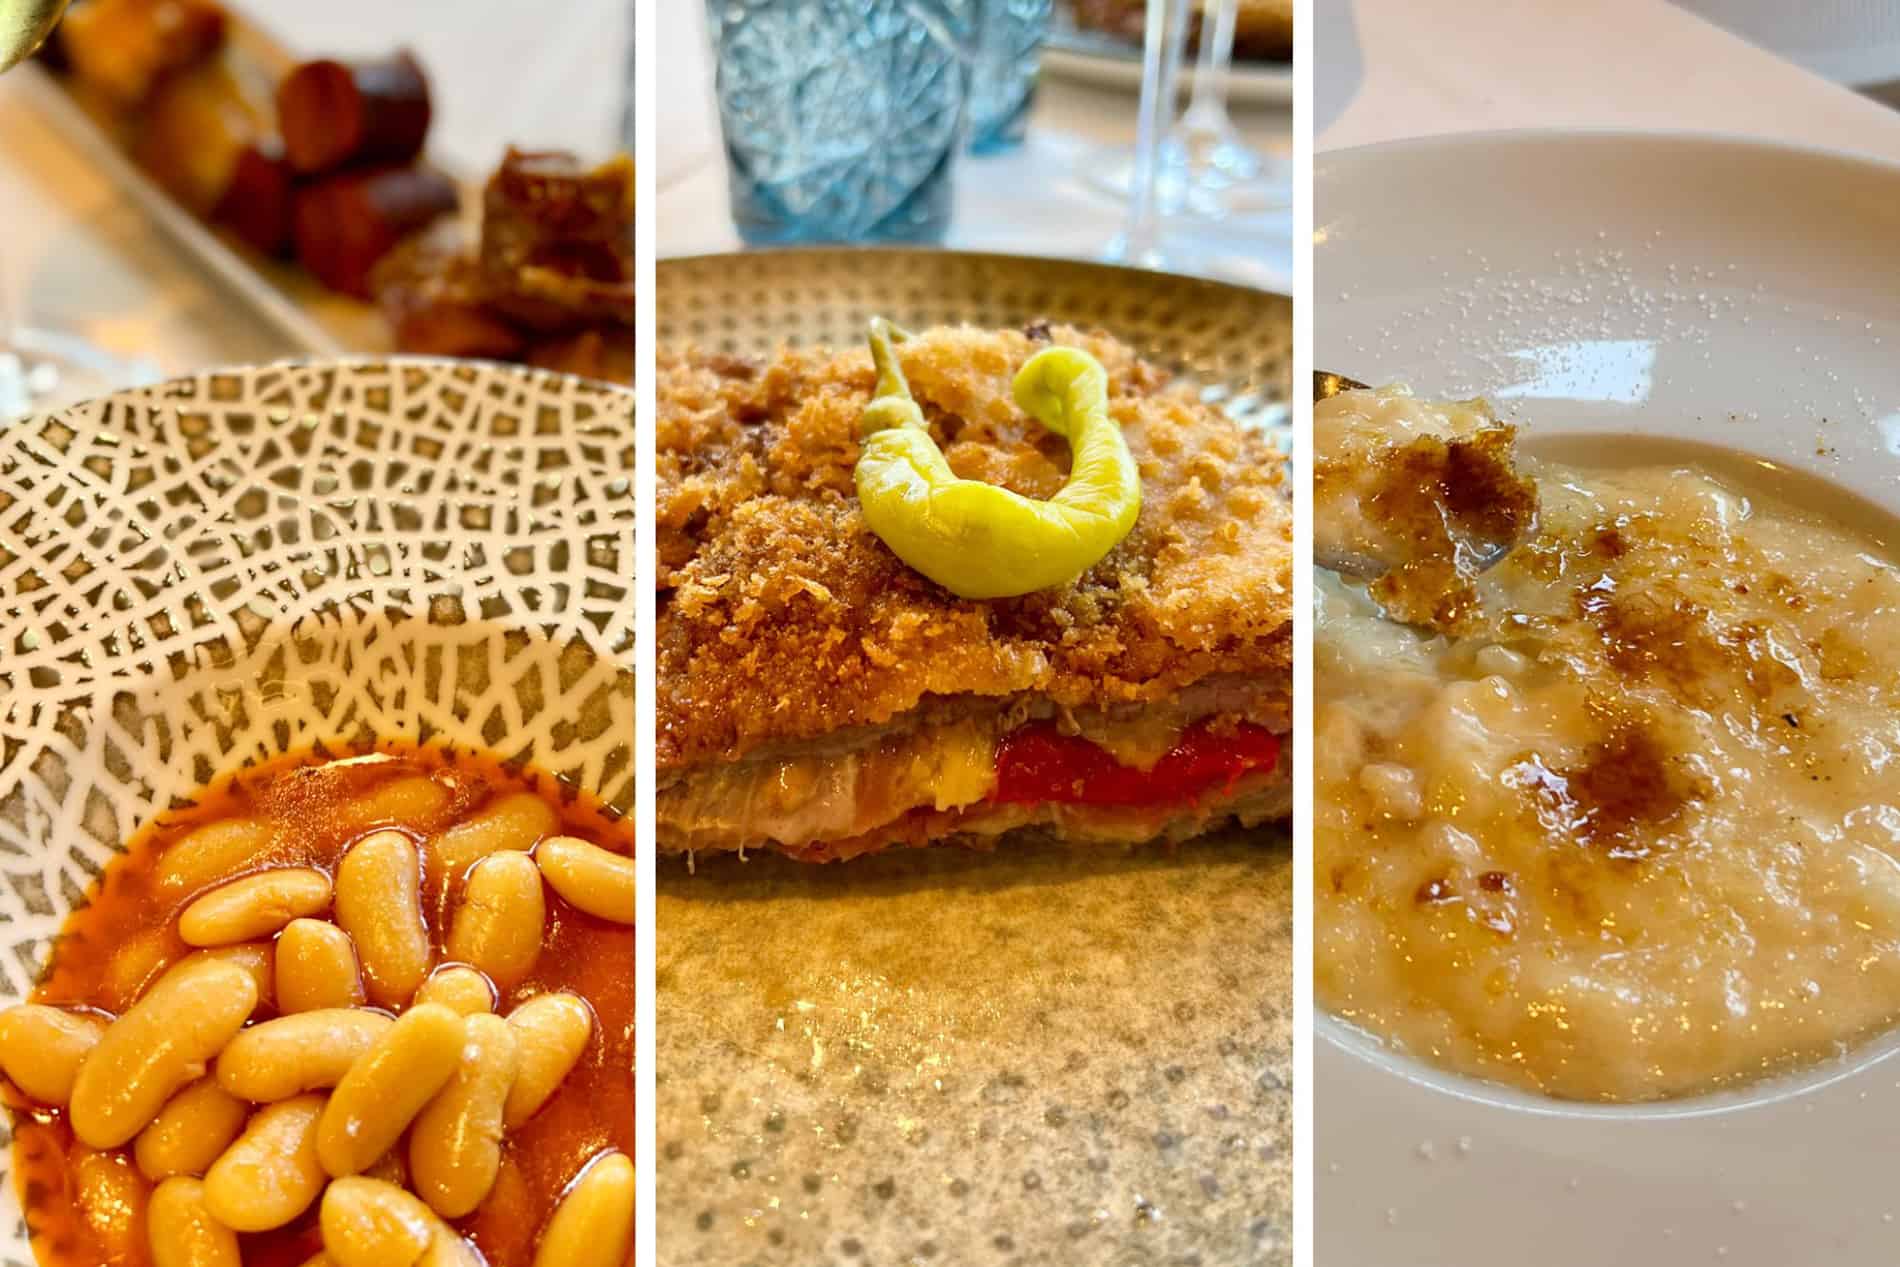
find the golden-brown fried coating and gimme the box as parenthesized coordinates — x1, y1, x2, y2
(658, 325, 1292, 770)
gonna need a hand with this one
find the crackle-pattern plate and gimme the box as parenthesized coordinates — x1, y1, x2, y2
(0, 358, 633, 1265)
(655, 250, 1292, 1267)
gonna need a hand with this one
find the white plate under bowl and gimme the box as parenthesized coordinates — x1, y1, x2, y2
(1318, 131, 1900, 1267)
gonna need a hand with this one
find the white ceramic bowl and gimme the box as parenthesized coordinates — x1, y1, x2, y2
(1318, 132, 1900, 1266)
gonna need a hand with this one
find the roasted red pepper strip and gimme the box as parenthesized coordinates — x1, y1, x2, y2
(991, 720, 1281, 807)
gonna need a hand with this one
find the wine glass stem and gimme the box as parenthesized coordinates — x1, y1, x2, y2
(1124, 0, 1193, 263)
(1183, 0, 1237, 126)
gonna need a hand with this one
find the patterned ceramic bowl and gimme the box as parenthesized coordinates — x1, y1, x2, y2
(0, 358, 633, 1265)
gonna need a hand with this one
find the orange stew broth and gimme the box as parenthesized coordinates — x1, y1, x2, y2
(8, 745, 634, 1267)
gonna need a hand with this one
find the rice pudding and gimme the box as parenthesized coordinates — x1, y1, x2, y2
(1317, 387, 1900, 1101)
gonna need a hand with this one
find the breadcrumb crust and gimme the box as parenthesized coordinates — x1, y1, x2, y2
(657, 325, 1293, 770)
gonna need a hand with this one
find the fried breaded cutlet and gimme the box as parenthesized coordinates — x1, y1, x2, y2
(657, 324, 1292, 861)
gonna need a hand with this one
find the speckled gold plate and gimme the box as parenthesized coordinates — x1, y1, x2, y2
(655, 249, 1292, 1267)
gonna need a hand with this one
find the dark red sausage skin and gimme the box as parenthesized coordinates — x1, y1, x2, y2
(292, 164, 458, 297)
(216, 145, 295, 256)
(278, 49, 432, 175)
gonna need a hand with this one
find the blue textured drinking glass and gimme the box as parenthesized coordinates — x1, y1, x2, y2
(966, 0, 1050, 154)
(708, 0, 972, 245)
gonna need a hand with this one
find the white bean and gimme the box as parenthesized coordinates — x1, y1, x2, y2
(160, 946, 274, 1012)
(157, 819, 272, 895)
(413, 965, 496, 1016)
(70, 959, 258, 1149)
(318, 1176, 434, 1266)
(532, 1149, 634, 1267)
(215, 1009, 393, 1103)
(147, 1175, 240, 1267)
(179, 868, 332, 947)
(446, 852, 545, 990)
(316, 1003, 463, 1177)
(335, 830, 432, 1008)
(534, 836, 634, 924)
(432, 792, 557, 878)
(275, 918, 365, 1012)
(0, 1003, 108, 1105)
(203, 1094, 327, 1231)
(409, 1013, 517, 1217)
(73, 1148, 149, 1258)
(503, 992, 594, 1127)
(134, 1078, 248, 1181)
(318, 1177, 482, 1267)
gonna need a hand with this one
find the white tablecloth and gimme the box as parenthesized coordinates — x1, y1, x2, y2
(0, 0, 627, 387)
(15, 0, 1900, 390)
(1318, 0, 1900, 159)
(655, 1, 1294, 292)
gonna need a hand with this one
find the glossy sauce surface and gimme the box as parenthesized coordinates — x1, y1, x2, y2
(9, 747, 633, 1266)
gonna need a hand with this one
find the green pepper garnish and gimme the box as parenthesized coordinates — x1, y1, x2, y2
(853, 319, 1142, 600)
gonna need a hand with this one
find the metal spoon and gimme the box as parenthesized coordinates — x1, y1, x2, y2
(1313, 371, 1385, 576)
(1312, 370, 1533, 581)
(1314, 370, 1369, 401)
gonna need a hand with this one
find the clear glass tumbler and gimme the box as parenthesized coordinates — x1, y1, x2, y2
(965, 0, 1051, 154)
(708, 0, 972, 245)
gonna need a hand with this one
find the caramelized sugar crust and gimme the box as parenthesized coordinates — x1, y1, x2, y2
(1318, 390, 1900, 1101)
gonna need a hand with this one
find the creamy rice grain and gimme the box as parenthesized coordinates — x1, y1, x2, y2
(1318, 393, 1900, 1101)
